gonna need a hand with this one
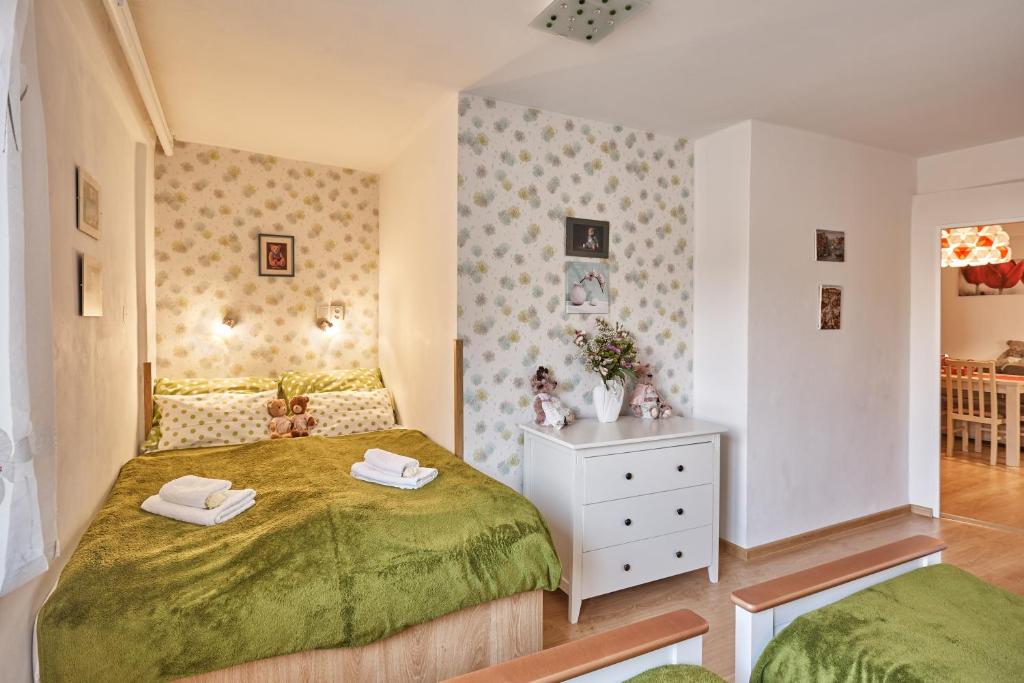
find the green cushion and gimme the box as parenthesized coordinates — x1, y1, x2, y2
(279, 368, 384, 399)
(626, 664, 726, 683)
(752, 564, 1024, 682)
(142, 376, 280, 452)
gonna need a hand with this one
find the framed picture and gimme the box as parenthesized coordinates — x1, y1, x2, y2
(815, 229, 845, 262)
(819, 285, 842, 330)
(80, 254, 103, 317)
(76, 167, 100, 240)
(566, 259, 610, 314)
(258, 233, 295, 277)
(565, 217, 610, 259)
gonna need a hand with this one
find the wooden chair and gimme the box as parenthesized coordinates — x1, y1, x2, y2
(943, 358, 1003, 465)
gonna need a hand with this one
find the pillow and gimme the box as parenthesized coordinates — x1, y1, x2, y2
(142, 376, 280, 452)
(280, 368, 384, 400)
(308, 389, 396, 438)
(155, 390, 277, 451)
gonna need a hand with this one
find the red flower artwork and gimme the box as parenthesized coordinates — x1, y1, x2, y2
(962, 260, 1024, 294)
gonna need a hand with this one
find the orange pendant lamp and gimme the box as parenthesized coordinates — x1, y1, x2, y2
(940, 225, 1012, 268)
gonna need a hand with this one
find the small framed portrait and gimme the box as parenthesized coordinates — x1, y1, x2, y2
(819, 284, 842, 330)
(565, 217, 610, 259)
(79, 254, 103, 317)
(258, 233, 295, 277)
(815, 229, 845, 262)
(76, 167, 101, 240)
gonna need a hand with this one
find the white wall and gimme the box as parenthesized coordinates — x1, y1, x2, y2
(917, 135, 1024, 195)
(0, 2, 154, 680)
(693, 121, 752, 547)
(378, 94, 458, 449)
(744, 121, 915, 547)
(909, 137, 1024, 513)
(941, 221, 1024, 360)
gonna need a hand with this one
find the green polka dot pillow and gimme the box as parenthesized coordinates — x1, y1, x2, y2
(280, 368, 384, 400)
(155, 390, 277, 451)
(308, 389, 395, 437)
(142, 376, 280, 452)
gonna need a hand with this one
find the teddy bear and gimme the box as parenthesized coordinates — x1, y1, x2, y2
(288, 395, 317, 437)
(997, 340, 1024, 373)
(530, 366, 575, 430)
(629, 363, 673, 419)
(267, 399, 293, 439)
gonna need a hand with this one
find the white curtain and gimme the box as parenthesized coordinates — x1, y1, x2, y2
(0, 0, 47, 597)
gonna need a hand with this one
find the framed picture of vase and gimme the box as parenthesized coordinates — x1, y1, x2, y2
(566, 260, 609, 314)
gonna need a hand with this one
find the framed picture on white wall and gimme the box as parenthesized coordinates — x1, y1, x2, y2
(76, 167, 101, 240)
(819, 284, 842, 330)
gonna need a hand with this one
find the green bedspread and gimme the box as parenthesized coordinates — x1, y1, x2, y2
(625, 664, 727, 683)
(753, 564, 1024, 683)
(37, 429, 561, 682)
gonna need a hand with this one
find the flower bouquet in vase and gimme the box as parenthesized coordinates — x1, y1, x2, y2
(573, 318, 638, 423)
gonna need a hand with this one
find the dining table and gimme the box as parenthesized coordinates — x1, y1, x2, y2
(941, 368, 1022, 467)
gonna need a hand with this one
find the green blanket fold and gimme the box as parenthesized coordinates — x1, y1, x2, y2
(37, 429, 561, 682)
(626, 664, 727, 683)
(753, 564, 1024, 683)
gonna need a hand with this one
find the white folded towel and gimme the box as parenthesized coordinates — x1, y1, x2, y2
(364, 448, 420, 478)
(142, 488, 256, 526)
(351, 461, 438, 490)
(159, 474, 231, 509)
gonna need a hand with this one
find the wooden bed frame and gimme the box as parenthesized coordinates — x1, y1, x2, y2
(139, 342, 541, 682)
(731, 535, 947, 682)
(446, 609, 709, 683)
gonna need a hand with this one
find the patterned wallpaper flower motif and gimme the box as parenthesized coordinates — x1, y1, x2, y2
(457, 95, 694, 491)
(154, 141, 379, 378)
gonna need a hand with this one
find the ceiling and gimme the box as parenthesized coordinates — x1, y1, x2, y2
(130, 0, 1024, 172)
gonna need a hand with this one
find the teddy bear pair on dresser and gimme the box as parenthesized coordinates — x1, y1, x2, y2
(530, 363, 672, 429)
(267, 396, 317, 439)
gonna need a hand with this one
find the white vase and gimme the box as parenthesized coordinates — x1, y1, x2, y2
(570, 283, 587, 306)
(592, 380, 624, 423)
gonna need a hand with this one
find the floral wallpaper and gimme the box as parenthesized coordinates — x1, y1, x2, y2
(154, 141, 379, 378)
(457, 95, 695, 490)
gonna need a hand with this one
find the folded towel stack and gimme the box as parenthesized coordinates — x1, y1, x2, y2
(142, 474, 255, 526)
(351, 449, 438, 490)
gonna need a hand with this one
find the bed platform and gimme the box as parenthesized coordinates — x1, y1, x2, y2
(732, 535, 946, 682)
(446, 609, 712, 683)
(183, 589, 541, 682)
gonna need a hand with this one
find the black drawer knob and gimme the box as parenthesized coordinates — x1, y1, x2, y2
(677, 465, 685, 472)
(676, 508, 684, 516)
(676, 551, 683, 559)
(624, 518, 632, 526)
(623, 563, 631, 572)
(625, 472, 633, 480)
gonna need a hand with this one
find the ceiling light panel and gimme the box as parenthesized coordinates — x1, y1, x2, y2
(530, 0, 650, 44)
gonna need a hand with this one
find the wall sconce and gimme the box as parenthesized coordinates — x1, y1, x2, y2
(316, 303, 344, 335)
(215, 315, 237, 337)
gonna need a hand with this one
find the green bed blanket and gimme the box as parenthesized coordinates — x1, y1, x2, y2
(753, 563, 1024, 683)
(626, 664, 727, 682)
(37, 429, 561, 682)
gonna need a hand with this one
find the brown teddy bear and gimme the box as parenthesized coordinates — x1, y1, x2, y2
(267, 399, 293, 439)
(289, 396, 317, 437)
(629, 363, 673, 419)
(530, 366, 575, 429)
(997, 340, 1024, 374)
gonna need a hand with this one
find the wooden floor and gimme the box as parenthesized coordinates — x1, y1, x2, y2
(941, 445, 1024, 531)
(542, 512, 1024, 682)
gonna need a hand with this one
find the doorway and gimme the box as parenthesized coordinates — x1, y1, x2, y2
(940, 221, 1024, 531)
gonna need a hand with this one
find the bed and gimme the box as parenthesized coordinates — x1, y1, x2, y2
(36, 353, 561, 682)
(445, 608, 724, 683)
(732, 535, 1024, 682)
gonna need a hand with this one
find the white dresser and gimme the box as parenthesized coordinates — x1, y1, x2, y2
(521, 416, 724, 623)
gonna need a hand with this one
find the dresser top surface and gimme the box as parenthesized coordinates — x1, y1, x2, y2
(519, 416, 725, 450)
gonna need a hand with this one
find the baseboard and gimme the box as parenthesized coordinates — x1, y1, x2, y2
(940, 512, 1024, 537)
(910, 504, 934, 517)
(719, 505, 915, 561)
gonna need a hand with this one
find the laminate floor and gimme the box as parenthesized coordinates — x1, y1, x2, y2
(941, 445, 1024, 531)
(543, 512, 1024, 682)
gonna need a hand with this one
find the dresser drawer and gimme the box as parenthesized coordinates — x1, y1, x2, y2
(582, 485, 713, 552)
(583, 442, 714, 503)
(581, 526, 712, 599)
